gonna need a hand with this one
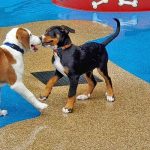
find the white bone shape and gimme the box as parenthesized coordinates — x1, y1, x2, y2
(92, 0, 109, 9)
(118, 0, 138, 7)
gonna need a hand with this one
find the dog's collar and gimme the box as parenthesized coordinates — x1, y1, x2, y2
(53, 44, 72, 57)
(4, 42, 24, 54)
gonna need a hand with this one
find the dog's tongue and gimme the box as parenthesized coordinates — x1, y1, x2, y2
(31, 45, 38, 51)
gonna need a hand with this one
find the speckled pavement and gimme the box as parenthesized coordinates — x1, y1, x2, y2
(0, 20, 150, 150)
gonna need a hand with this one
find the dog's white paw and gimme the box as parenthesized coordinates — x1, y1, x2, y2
(76, 94, 90, 100)
(40, 103, 48, 110)
(105, 92, 115, 102)
(62, 107, 73, 113)
(0, 110, 8, 116)
(36, 102, 48, 111)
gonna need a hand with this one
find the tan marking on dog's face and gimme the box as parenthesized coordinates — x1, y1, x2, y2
(16, 28, 30, 49)
(0, 48, 17, 85)
(42, 35, 59, 46)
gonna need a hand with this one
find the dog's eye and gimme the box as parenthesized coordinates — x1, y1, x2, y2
(29, 34, 32, 37)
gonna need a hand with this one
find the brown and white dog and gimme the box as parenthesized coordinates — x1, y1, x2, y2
(0, 28, 48, 111)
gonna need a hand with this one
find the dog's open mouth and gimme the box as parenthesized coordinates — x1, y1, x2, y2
(31, 44, 38, 52)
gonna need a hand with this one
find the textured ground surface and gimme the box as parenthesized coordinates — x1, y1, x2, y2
(0, 20, 150, 150)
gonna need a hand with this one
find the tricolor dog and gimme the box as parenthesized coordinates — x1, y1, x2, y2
(0, 28, 48, 111)
(40, 18, 120, 113)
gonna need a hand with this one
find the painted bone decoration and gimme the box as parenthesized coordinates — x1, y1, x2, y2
(92, 0, 138, 9)
(118, 0, 138, 7)
(92, 0, 109, 9)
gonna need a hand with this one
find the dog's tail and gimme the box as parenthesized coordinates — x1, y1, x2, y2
(102, 18, 120, 47)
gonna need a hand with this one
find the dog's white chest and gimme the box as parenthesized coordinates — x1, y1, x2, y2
(53, 54, 67, 76)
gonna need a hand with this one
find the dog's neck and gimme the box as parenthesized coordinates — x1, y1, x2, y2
(52, 43, 72, 60)
(58, 35, 72, 48)
(3, 28, 26, 52)
(4, 42, 25, 54)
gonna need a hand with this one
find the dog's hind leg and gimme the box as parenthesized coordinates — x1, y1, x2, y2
(62, 75, 79, 113)
(97, 67, 115, 102)
(39, 70, 63, 101)
(77, 72, 97, 100)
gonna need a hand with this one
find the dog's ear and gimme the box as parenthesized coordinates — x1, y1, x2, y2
(16, 28, 30, 49)
(45, 26, 60, 35)
(60, 25, 75, 34)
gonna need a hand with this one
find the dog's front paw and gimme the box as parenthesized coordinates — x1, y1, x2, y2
(76, 94, 90, 100)
(36, 102, 48, 112)
(105, 92, 115, 102)
(41, 103, 48, 109)
(62, 107, 73, 113)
